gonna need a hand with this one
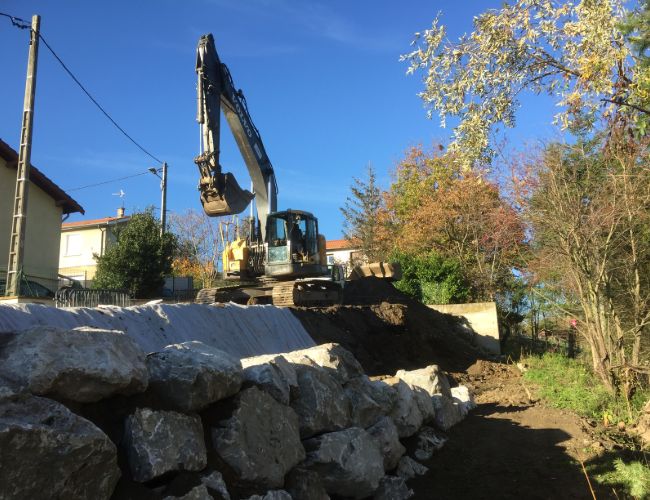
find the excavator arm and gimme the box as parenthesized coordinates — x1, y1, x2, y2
(195, 34, 277, 238)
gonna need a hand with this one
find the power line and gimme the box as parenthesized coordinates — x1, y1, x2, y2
(1, 11, 163, 165)
(66, 170, 154, 192)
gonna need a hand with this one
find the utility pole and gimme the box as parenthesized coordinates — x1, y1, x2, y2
(6, 15, 40, 297)
(160, 162, 167, 236)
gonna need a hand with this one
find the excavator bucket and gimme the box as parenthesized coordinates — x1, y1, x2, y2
(348, 261, 403, 281)
(201, 172, 255, 217)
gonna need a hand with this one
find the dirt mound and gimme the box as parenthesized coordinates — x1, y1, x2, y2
(342, 277, 409, 305)
(291, 300, 485, 376)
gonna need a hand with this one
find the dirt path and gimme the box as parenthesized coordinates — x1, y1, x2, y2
(408, 361, 612, 499)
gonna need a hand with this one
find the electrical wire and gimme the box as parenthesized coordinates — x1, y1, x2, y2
(1, 11, 164, 165)
(66, 170, 153, 192)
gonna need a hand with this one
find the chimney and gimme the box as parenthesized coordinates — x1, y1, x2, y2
(117, 207, 125, 218)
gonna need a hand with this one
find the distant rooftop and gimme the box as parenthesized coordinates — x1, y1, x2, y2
(326, 238, 359, 251)
(62, 215, 130, 230)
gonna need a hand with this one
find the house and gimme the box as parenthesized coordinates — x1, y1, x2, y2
(58, 208, 130, 286)
(325, 238, 364, 273)
(0, 139, 84, 296)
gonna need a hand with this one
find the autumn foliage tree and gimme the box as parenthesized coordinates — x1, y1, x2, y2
(380, 145, 525, 302)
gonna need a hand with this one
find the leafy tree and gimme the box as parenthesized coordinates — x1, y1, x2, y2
(93, 209, 177, 298)
(402, 0, 649, 167)
(169, 209, 224, 288)
(340, 164, 385, 261)
(518, 137, 650, 393)
(381, 145, 525, 301)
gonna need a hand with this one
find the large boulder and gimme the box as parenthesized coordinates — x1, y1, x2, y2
(212, 387, 305, 489)
(146, 341, 243, 411)
(302, 427, 384, 499)
(344, 376, 397, 429)
(413, 426, 447, 461)
(431, 394, 463, 431)
(163, 484, 211, 500)
(244, 491, 292, 500)
(241, 354, 298, 405)
(395, 365, 451, 398)
(283, 343, 364, 384)
(285, 468, 330, 500)
(451, 385, 477, 417)
(373, 476, 414, 500)
(290, 364, 351, 438)
(201, 470, 231, 500)
(0, 326, 148, 402)
(367, 416, 406, 471)
(387, 378, 434, 437)
(396, 456, 428, 480)
(125, 408, 207, 482)
(0, 393, 120, 499)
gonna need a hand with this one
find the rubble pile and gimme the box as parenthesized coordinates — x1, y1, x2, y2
(0, 326, 475, 499)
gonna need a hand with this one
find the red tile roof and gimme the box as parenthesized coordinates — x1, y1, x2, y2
(0, 139, 84, 215)
(326, 238, 359, 250)
(62, 216, 130, 229)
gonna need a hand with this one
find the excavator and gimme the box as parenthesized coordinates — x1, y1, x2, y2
(193, 34, 344, 306)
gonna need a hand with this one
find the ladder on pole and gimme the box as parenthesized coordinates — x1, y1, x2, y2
(5, 15, 40, 297)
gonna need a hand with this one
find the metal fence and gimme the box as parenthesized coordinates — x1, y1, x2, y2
(54, 288, 131, 308)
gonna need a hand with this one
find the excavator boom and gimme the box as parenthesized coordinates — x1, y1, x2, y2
(195, 34, 277, 237)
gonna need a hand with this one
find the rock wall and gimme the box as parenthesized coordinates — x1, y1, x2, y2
(0, 326, 475, 499)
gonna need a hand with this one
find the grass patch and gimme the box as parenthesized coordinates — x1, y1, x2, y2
(523, 353, 649, 424)
(523, 353, 650, 498)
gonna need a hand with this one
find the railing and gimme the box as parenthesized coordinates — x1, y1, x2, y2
(54, 288, 131, 308)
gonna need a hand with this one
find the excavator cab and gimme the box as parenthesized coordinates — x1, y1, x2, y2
(265, 210, 325, 278)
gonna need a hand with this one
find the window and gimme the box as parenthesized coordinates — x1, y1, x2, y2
(65, 234, 82, 256)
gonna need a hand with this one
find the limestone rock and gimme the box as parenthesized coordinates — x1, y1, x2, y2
(344, 376, 397, 429)
(201, 470, 231, 500)
(367, 416, 406, 471)
(212, 387, 305, 489)
(396, 456, 428, 480)
(0, 394, 120, 499)
(413, 426, 447, 461)
(146, 341, 243, 411)
(241, 354, 298, 405)
(245, 491, 292, 500)
(373, 476, 414, 500)
(0, 326, 148, 402)
(303, 427, 384, 499)
(285, 467, 329, 500)
(395, 365, 451, 398)
(387, 379, 433, 437)
(290, 364, 351, 438)
(125, 408, 206, 482)
(283, 343, 364, 384)
(163, 484, 211, 500)
(451, 385, 477, 417)
(432, 394, 462, 431)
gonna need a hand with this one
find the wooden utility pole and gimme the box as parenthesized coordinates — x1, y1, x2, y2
(160, 162, 167, 236)
(6, 15, 40, 297)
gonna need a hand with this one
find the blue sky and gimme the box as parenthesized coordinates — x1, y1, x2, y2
(1, 1, 559, 239)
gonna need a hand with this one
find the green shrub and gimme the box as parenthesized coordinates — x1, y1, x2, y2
(598, 459, 650, 500)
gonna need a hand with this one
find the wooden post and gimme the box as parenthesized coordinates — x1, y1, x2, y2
(6, 15, 40, 296)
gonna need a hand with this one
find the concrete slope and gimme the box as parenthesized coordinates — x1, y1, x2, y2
(0, 302, 315, 357)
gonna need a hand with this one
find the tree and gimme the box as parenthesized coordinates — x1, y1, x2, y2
(402, 0, 648, 167)
(381, 145, 525, 301)
(340, 164, 385, 261)
(519, 137, 650, 393)
(168, 209, 225, 289)
(93, 209, 176, 298)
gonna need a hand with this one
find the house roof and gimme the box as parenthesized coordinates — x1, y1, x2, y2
(0, 139, 84, 215)
(326, 238, 360, 251)
(62, 215, 130, 230)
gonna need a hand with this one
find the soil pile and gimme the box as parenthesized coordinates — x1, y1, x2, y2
(292, 279, 487, 375)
